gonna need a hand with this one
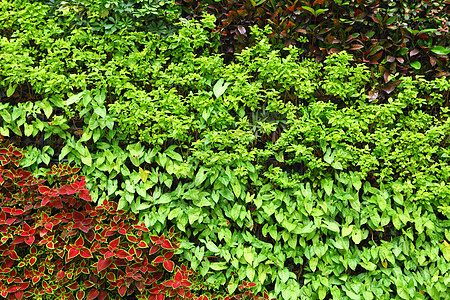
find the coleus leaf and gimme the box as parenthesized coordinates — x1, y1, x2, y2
(98, 258, 112, 272)
(80, 248, 93, 258)
(86, 289, 99, 300)
(163, 260, 174, 272)
(67, 248, 80, 260)
(164, 251, 174, 260)
(76, 290, 85, 300)
(118, 285, 127, 297)
(74, 236, 84, 248)
(67, 282, 80, 291)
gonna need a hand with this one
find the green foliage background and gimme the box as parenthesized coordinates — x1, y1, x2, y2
(1, 0, 450, 299)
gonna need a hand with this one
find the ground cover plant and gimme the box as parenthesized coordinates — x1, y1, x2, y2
(1, 0, 450, 299)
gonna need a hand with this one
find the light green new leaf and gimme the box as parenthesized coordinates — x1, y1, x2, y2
(213, 78, 231, 98)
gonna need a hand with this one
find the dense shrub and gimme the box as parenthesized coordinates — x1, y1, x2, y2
(1, 0, 449, 299)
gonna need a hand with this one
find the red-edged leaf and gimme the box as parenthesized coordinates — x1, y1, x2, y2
(67, 248, 80, 260)
(163, 260, 174, 272)
(80, 248, 93, 258)
(98, 258, 112, 272)
(76, 290, 85, 300)
(86, 289, 99, 300)
(118, 285, 127, 297)
(74, 235, 84, 248)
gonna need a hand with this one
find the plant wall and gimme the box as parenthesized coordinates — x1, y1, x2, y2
(1, 0, 450, 299)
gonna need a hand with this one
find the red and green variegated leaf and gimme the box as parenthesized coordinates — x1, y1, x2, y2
(163, 260, 174, 272)
(19, 282, 29, 290)
(80, 248, 93, 258)
(177, 288, 185, 297)
(79, 189, 92, 201)
(98, 258, 112, 273)
(150, 235, 162, 243)
(161, 240, 176, 250)
(32, 276, 40, 284)
(153, 256, 165, 265)
(118, 285, 127, 297)
(15, 290, 24, 300)
(9, 251, 19, 260)
(174, 271, 182, 282)
(126, 234, 138, 243)
(106, 272, 116, 282)
(76, 290, 85, 300)
(56, 270, 65, 281)
(86, 288, 99, 300)
(67, 248, 80, 260)
(25, 236, 35, 246)
(74, 235, 84, 248)
(163, 251, 174, 260)
(67, 282, 79, 291)
(157, 294, 165, 300)
(247, 282, 257, 287)
(6, 286, 19, 293)
(47, 242, 55, 249)
(38, 186, 51, 194)
(149, 245, 160, 255)
(29, 256, 37, 266)
(115, 250, 129, 258)
(162, 280, 174, 287)
(109, 237, 120, 250)
(181, 280, 192, 287)
(98, 290, 108, 300)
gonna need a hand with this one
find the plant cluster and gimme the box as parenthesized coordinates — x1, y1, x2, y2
(0, 0, 449, 299)
(0, 137, 267, 300)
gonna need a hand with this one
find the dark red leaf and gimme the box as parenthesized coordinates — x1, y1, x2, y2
(153, 256, 165, 264)
(80, 248, 93, 258)
(163, 260, 174, 272)
(118, 286, 127, 297)
(76, 290, 85, 300)
(98, 258, 112, 272)
(67, 282, 79, 291)
(164, 251, 174, 260)
(38, 186, 51, 194)
(161, 240, 174, 250)
(79, 189, 92, 201)
(87, 289, 99, 300)
(74, 236, 84, 248)
(15, 291, 24, 300)
(67, 248, 80, 260)
(430, 56, 437, 66)
(57, 270, 65, 281)
(149, 245, 160, 255)
(384, 71, 390, 83)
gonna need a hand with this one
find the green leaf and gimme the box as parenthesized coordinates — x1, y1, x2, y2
(410, 61, 421, 70)
(321, 177, 333, 196)
(440, 241, 450, 262)
(6, 84, 16, 97)
(431, 46, 450, 55)
(213, 78, 231, 98)
(342, 225, 353, 237)
(244, 248, 254, 265)
(66, 91, 84, 105)
(278, 268, 290, 283)
(205, 240, 219, 253)
(194, 167, 207, 187)
(230, 176, 241, 198)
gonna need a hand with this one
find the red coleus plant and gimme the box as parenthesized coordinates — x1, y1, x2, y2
(0, 137, 268, 300)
